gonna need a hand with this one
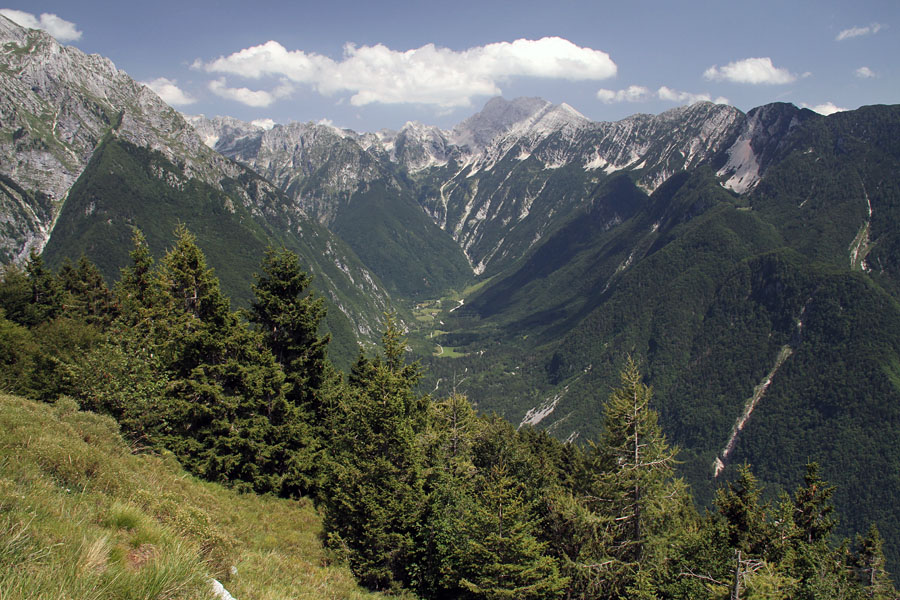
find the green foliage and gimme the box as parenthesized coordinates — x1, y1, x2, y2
(40, 135, 393, 365)
(22, 250, 63, 327)
(249, 247, 330, 407)
(0, 393, 386, 600)
(413, 109, 900, 577)
(322, 313, 428, 591)
(142, 226, 312, 494)
(457, 462, 568, 600)
(596, 358, 681, 562)
(714, 465, 771, 556)
(58, 254, 118, 326)
(330, 180, 473, 300)
(851, 525, 898, 599)
(0, 309, 35, 394)
(0, 263, 30, 324)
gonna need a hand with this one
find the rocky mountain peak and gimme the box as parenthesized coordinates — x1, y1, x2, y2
(450, 96, 552, 149)
(717, 102, 818, 193)
(0, 15, 272, 261)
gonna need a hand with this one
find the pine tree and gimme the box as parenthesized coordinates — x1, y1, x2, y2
(0, 263, 31, 325)
(88, 225, 308, 494)
(23, 249, 63, 326)
(0, 308, 36, 394)
(786, 464, 856, 600)
(791, 462, 836, 545)
(416, 394, 480, 597)
(59, 254, 117, 326)
(116, 228, 155, 314)
(714, 465, 771, 557)
(249, 246, 329, 391)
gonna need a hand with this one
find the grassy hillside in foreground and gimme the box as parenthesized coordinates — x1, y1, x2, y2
(0, 393, 390, 600)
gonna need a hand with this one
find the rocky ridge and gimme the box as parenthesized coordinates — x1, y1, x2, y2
(0, 15, 237, 261)
(192, 97, 805, 277)
(0, 15, 391, 346)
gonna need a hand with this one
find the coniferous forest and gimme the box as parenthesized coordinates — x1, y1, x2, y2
(0, 225, 895, 599)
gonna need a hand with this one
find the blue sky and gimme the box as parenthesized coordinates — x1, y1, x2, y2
(2, 1, 897, 131)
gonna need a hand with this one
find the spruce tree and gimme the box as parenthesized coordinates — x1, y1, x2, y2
(852, 524, 897, 599)
(59, 254, 117, 326)
(714, 464, 771, 556)
(249, 246, 329, 391)
(116, 228, 155, 314)
(322, 313, 427, 591)
(458, 461, 568, 600)
(0, 263, 31, 325)
(86, 225, 308, 494)
(416, 395, 480, 597)
(23, 249, 63, 326)
(591, 357, 683, 595)
(791, 462, 836, 545)
(786, 464, 855, 600)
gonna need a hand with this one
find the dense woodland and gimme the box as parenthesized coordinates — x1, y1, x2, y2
(0, 225, 896, 599)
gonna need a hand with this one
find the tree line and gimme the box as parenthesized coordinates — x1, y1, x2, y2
(0, 225, 894, 599)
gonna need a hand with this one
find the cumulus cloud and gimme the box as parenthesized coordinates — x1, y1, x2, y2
(657, 86, 729, 106)
(855, 66, 877, 79)
(208, 78, 293, 107)
(143, 77, 196, 106)
(596, 85, 728, 106)
(803, 102, 848, 116)
(250, 118, 276, 130)
(597, 85, 651, 103)
(703, 57, 796, 85)
(201, 37, 617, 108)
(836, 23, 883, 41)
(0, 8, 82, 41)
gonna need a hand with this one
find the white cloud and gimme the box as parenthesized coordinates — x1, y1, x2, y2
(209, 79, 274, 107)
(143, 77, 196, 106)
(250, 118, 276, 130)
(658, 86, 723, 105)
(0, 8, 82, 41)
(597, 85, 651, 103)
(803, 102, 848, 116)
(202, 37, 617, 108)
(208, 78, 293, 107)
(596, 85, 728, 107)
(855, 66, 877, 79)
(836, 23, 884, 41)
(703, 57, 796, 85)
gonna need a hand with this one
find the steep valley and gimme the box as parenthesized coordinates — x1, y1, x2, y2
(3, 12, 900, 575)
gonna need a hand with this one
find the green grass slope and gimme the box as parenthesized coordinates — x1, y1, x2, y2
(0, 393, 387, 600)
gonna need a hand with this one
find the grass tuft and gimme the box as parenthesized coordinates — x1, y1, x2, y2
(0, 393, 387, 599)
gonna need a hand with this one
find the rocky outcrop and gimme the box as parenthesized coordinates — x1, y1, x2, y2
(0, 15, 239, 260)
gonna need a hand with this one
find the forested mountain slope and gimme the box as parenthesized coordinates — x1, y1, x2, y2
(422, 103, 900, 569)
(0, 15, 396, 362)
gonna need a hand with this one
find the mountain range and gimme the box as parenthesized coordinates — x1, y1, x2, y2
(3, 14, 900, 569)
